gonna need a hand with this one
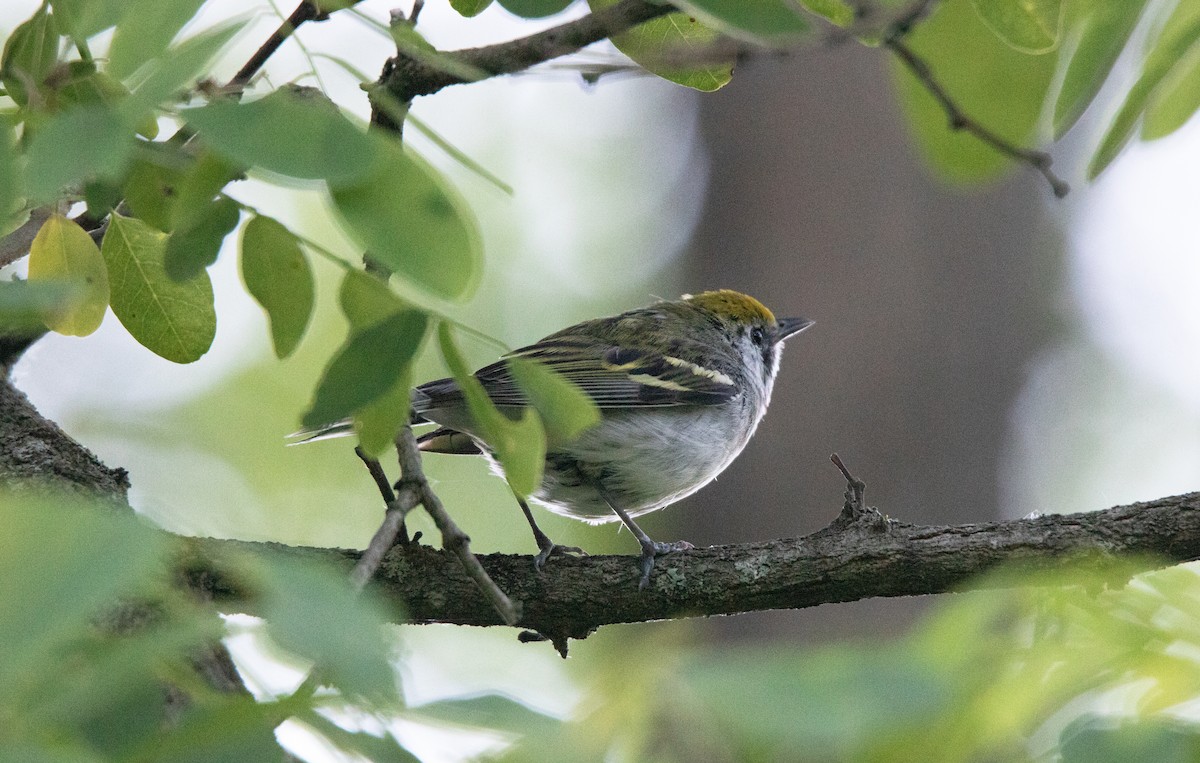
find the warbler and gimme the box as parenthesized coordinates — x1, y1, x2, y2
(308, 290, 812, 588)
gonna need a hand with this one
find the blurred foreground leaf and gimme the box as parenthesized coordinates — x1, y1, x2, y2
(439, 323, 546, 498)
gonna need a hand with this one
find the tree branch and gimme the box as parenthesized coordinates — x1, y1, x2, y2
(188, 491, 1200, 647)
(373, 0, 674, 105)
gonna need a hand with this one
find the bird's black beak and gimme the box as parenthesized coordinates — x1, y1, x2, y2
(774, 316, 815, 343)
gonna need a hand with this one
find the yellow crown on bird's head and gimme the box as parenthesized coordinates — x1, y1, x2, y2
(683, 290, 776, 325)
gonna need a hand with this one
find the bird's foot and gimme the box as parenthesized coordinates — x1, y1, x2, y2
(533, 538, 588, 571)
(637, 539, 694, 590)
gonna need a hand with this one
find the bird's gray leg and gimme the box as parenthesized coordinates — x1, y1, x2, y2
(515, 494, 585, 571)
(601, 491, 694, 589)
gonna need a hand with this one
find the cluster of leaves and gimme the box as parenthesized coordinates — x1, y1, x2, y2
(0, 495, 557, 761)
(498, 562, 1200, 762)
(895, 0, 1200, 183)
(2, 0, 1197, 478)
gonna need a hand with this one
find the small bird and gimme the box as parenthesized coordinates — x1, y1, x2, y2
(308, 290, 812, 588)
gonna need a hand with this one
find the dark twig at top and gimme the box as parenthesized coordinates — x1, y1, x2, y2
(883, 14, 1070, 198)
(373, 0, 674, 108)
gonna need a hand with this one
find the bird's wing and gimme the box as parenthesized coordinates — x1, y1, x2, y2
(417, 335, 740, 411)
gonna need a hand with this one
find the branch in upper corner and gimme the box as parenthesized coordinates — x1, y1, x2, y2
(884, 34, 1070, 198)
(372, 0, 675, 106)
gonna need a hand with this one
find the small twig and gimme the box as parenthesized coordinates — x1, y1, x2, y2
(830, 452, 865, 515)
(355, 446, 396, 504)
(393, 426, 521, 625)
(228, 1, 342, 91)
(348, 446, 418, 591)
(884, 32, 1070, 198)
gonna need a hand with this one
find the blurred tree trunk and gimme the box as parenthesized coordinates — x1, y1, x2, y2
(677, 41, 1056, 641)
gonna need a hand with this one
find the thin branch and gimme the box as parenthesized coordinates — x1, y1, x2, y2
(884, 31, 1070, 198)
(348, 446, 417, 591)
(0, 207, 51, 268)
(393, 426, 522, 625)
(228, 1, 353, 91)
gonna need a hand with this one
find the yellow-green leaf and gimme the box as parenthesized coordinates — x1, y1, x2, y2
(891, 0, 1058, 184)
(164, 196, 241, 281)
(329, 140, 481, 301)
(240, 215, 314, 359)
(0, 6, 60, 107)
(590, 0, 732, 92)
(798, 0, 854, 27)
(1143, 47, 1200, 140)
(672, 0, 808, 46)
(353, 363, 414, 458)
(1052, 0, 1146, 138)
(303, 310, 428, 428)
(507, 357, 600, 445)
(338, 270, 408, 329)
(1088, 4, 1200, 178)
(27, 214, 110, 336)
(970, 0, 1062, 54)
(101, 214, 215, 363)
(334, 271, 421, 454)
(450, 0, 494, 16)
(438, 323, 545, 498)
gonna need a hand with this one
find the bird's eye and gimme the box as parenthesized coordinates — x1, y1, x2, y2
(750, 326, 765, 345)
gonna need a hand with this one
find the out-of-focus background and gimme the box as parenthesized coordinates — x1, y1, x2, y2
(7, 0, 1200, 758)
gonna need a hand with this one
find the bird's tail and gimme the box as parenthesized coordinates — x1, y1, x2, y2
(286, 387, 434, 445)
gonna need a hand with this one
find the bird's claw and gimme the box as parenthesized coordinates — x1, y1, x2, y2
(533, 542, 588, 571)
(637, 539, 694, 589)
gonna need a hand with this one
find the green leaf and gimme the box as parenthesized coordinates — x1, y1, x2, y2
(507, 357, 600, 445)
(183, 89, 380, 183)
(51, 0, 126, 40)
(239, 215, 314, 359)
(1052, 0, 1146, 137)
(0, 497, 168, 689)
(338, 269, 409, 329)
(0, 5, 60, 107)
(248, 551, 400, 703)
(27, 214, 110, 336)
(409, 694, 558, 736)
(123, 152, 188, 231)
(0, 124, 20, 226)
(590, 0, 733, 92)
(101, 214, 216, 363)
(24, 103, 134, 203)
(303, 310, 428, 428)
(106, 0, 207, 80)
(0, 279, 82, 333)
(1088, 4, 1200, 178)
(797, 0, 854, 27)
(170, 148, 241, 232)
(336, 271, 421, 456)
(891, 0, 1059, 184)
(1143, 42, 1200, 140)
(124, 22, 243, 119)
(970, 0, 1062, 53)
(671, 0, 809, 46)
(438, 323, 546, 498)
(329, 140, 481, 301)
(132, 697, 290, 763)
(164, 196, 241, 281)
(497, 0, 573, 18)
(449, 0, 494, 16)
